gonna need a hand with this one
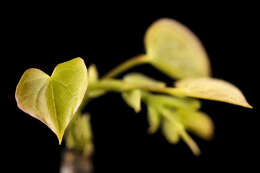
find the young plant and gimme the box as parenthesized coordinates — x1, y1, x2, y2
(15, 18, 252, 166)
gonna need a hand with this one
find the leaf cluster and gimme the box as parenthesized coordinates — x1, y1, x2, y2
(15, 18, 252, 156)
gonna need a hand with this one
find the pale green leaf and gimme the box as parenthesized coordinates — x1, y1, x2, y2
(175, 78, 252, 108)
(159, 107, 200, 155)
(162, 118, 201, 155)
(123, 73, 166, 88)
(66, 113, 93, 155)
(177, 110, 214, 140)
(122, 90, 141, 112)
(88, 64, 99, 83)
(87, 64, 106, 99)
(147, 105, 160, 134)
(150, 94, 201, 110)
(15, 57, 88, 143)
(162, 119, 180, 144)
(145, 18, 211, 79)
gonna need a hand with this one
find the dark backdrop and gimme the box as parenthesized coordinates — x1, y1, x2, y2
(4, 5, 257, 173)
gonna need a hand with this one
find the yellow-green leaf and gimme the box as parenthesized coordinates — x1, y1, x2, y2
(178, 110, 214, 140)
(15, 57, 88, 143)
(175, 78, 252, 108)
(87, 64, 106, 99)
(88, 64, 99, 84)
(123, 73, 166, 88)
(145, 18, 211, 79)
(150, 94, 201, 110)
(147, 105, 160, 134)
(162, 119, 180, 144)
(122, 90, 141, 112)
(162, 117, 201, 155)
(66, 113, 93, 156)
(159, 107, 200, 155)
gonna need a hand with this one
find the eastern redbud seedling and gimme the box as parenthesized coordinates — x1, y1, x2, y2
(15, 18, 252, 171)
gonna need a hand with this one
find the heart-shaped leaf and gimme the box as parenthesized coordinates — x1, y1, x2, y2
(145, 18, 211, 79)
(15, 58, 88, 143)
(175, 78, 252, 108)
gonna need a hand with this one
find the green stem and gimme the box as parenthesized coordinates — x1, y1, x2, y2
(102, 54, 149, 79)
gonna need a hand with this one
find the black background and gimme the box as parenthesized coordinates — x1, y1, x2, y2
(4, 5, 258, 173)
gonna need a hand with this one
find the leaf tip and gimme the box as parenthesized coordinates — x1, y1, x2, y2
(55, 128, 66, 145)
(147, 127, 155, 134)
(243, 103, 253, 109)
(134, 106, 141, 113)
(57, 133, 64, 145)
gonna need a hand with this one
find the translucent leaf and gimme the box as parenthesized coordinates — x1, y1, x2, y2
(122, 90, 141, 112)
(145, 18, 211, 79)
(123, 73, 166, 88)
(147, 105, 160, 134)
(178, 110, 214, 140)
(175, 78, 252, 108)
(15, 58, 88, 143)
